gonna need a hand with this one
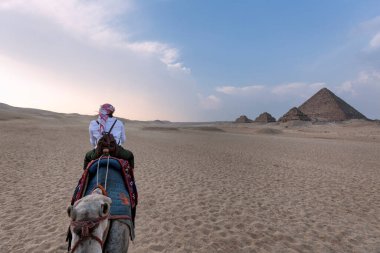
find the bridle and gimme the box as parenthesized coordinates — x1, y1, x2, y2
(70, 214, 110, 252)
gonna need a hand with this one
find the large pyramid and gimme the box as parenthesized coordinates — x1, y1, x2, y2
(298, 88, 366, 121)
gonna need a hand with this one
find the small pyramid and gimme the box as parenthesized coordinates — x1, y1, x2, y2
(235, 115, 253, 123)
(279, 107, 311, 122)
(298, 88, 366, 121)
(255, 112, 276, 123)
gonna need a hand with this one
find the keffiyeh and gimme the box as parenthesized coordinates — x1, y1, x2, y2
(98, 103, 115, 134)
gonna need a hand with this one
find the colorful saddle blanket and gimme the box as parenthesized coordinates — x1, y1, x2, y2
(71, 157, 137, 239)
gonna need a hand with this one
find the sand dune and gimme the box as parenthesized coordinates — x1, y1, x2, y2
(256, 128, 282, 135)
(142, 126, 180, 131)
(1, 106, 380, 252)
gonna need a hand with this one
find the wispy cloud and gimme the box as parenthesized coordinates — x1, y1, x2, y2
(197, 94, 221, 110)
(216, 85, 265, 95)
(127, 42, 190, 73)
(0, 0, 198, 121)
(337, 70, 380, 95)
(216, 82, 325, 99)
(271, 82, 326, 98)
(336, 70, 380, 119)
(356, 16, 380, 32)
(0, 0, 188, 71)
(337, 81, 356, 96)
(369, 33, 380, 49)
(356, 15, 380, 51)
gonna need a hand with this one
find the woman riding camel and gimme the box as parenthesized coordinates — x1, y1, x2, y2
(83, 103, 134, 169)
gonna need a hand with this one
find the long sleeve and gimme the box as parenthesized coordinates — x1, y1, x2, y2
(89, 125, 95, 147)
(119, 122, 126, 145)
(89, 120, 99, 148)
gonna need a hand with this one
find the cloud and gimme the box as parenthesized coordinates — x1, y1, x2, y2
(0, 0, 199, 121)
(0, 0, 188, 71)
(337, 70, 380, 93)
(127, 42, 190, 73)
(216, 85, 265, 95)
(370, 33, 380, 49)
(335, 70, 380, 119)
(357, 15, 380, 32)
(356, 15, 380, 51)
(271, 82, 326, 98)
(217, 82, 325, 99)
(0, 0, 130, 40)
(198, 94, 221, 110)
(337, 81, 356, 96)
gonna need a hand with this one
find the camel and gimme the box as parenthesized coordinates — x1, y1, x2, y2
(67, 188, 130, 253)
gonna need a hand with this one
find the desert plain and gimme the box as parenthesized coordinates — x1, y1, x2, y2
(0, 105, 380, 253)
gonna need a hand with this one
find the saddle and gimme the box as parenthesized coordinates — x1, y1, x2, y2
(72, 157, 137, 221)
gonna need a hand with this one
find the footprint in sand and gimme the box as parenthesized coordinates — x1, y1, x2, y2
(149, 244, 165, 252)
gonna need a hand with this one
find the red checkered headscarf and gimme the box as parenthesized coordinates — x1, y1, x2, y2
(98, 103, 115, 134)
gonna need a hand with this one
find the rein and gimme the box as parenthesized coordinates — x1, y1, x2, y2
(70, 214, 109, 252)
(97, 155, 111, 191)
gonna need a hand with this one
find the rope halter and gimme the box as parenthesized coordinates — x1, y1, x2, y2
(69, 187, 110, 252)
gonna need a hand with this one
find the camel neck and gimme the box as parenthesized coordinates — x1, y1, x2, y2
(72, 239, 102, 253)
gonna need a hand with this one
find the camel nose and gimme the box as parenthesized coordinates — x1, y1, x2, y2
(100, 203, 110, 216)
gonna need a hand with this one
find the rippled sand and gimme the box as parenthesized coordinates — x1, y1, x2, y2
(1, 113, 380, 252)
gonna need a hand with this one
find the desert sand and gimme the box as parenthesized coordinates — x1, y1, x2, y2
(1, 108, 380, 252)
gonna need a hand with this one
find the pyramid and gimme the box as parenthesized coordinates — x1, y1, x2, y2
(254, 112, 276, 123)
(235, 115, 253, 123)
(298, 88, 367, 121)
(279, 107, 311, 122)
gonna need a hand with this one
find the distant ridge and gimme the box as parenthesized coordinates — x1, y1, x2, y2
(298, 88, 367, 121)
(0, 102, 94, 121)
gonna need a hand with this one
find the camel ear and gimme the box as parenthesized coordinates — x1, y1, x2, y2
(67, 205, 77, 220)
(67, 205, 73, 218)
(100, 203, 110, 216)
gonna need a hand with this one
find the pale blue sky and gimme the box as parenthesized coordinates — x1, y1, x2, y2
(0, 0, 380, 121)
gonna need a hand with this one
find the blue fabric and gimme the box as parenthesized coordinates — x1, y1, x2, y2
(85, 158, 132, 218)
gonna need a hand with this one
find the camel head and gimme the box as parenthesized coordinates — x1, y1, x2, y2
(68, 188, 112, 253)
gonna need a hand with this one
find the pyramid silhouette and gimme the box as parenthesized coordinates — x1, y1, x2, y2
(298, 88, 367, 121)
(235, 115, 253, 123)
(279, 107, 311, 122)
(255, 112, 276, 122)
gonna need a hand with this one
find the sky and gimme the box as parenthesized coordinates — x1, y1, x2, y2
(0, 0, 380, 121)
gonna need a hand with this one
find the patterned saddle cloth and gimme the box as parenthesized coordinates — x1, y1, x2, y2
(71, 157, 137, 240)
(86, 158, 132, 217)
